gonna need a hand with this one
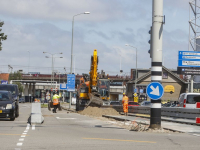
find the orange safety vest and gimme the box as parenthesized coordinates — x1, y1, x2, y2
(122, 96, 128, 113)
(53, 94, 60, 105)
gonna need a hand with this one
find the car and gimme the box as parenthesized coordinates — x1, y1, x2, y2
(0, 90, 18, 121)
(0, 84, 20, 117)
(178, 93, 200, 108)
(110, 101, 121, 106)
(128, 101, 140, 106)
(19, 98, 25, 103)
(140, 101, 151, 106)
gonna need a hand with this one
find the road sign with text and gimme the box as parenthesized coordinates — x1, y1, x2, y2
(67, 74, 75, 91)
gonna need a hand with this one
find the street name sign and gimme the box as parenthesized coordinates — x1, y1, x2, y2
(146, 82, 164, 100)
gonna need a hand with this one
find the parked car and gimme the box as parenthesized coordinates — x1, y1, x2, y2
(110, 101, 121, 106)
(178, 93, 200, 108)
(128, 101, 139, 106)
(19, 98, 25, 103)
(140, 101, 151, 106)
(0, 90, 18, 121)
(0, 84, 20, 117)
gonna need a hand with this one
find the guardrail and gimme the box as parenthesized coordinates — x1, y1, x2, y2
(103, 106, 200, 120)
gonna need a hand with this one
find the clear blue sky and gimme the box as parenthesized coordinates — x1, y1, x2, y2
(0, 0, 191, 75)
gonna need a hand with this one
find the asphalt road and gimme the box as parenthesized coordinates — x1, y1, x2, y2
(0, 103, 200, 150)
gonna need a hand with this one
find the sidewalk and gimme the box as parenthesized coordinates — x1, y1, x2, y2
(103, 115, 200, 133)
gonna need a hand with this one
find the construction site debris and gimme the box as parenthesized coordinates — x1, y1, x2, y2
(79, 106, 120, 117)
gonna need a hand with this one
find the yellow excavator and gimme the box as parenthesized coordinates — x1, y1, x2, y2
(76, 49, 110, 111)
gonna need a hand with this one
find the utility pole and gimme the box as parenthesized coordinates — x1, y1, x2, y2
(150, 0, 164, 129)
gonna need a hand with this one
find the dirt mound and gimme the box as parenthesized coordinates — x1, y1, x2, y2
(79, 106, 120, 117)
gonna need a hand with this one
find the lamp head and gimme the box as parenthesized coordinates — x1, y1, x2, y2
(84, 12, 90, 14)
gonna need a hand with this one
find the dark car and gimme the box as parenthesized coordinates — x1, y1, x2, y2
(19, 98, 25, 103)
(128, 101, 140, 106)
(140, 101, 151, 106)
(110, 101, 121, 106)
(0, 84, 20, 117)
(0, 90, 18, 121)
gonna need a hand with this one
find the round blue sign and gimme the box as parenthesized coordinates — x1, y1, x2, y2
(146, 82, 164, 100)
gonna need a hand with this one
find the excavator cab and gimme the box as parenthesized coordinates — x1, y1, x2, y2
(97, 79, 110, 100)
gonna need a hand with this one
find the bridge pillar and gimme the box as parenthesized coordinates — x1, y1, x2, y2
(28, 83, 32, 102)
(24, 83, 29, 102)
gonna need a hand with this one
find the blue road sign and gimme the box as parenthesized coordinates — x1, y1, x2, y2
(60, 84, 67, 90)
(178, 51, 200, 67)
(178, 51, 200, 60)
(134, 88, 137, 93)
(146, 82, 164, 100)
(67, 74, 75, 91)
(1, 80, 8, 84)
(178, 59, 200, 67)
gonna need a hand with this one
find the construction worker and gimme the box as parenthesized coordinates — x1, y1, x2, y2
(122, 93, 129, 116)
(52, 91, 61, 113)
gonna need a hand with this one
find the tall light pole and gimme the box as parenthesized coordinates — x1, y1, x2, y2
(27, 50, 30, 73)
(125, 44, 137, 92)
(43, 52, 62, 92)
(70, 12, 90, 109)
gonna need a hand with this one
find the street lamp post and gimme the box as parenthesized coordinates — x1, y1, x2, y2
(27, 50, 30, 73)
(69, 12, 90, 109)
(125, 44, 137, 92)
(43, 52, 62, 93)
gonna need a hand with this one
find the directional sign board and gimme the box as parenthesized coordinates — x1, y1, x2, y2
(60, 84, 67, 90)
(178, 51, 200, 67)
(146, 82, 164, 100)
(67, 74, 75, 91)
(177, 67, 200, 75)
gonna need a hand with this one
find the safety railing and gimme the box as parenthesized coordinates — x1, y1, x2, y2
(103, 106, 200, 120)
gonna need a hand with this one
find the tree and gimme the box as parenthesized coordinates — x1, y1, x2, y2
(9, 72, 24, 93)
(0, 21, 7, 51)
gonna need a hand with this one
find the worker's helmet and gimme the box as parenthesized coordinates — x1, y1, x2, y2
(123, 93, 125, 95)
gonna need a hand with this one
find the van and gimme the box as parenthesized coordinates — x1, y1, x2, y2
(0, 84, 20, 117)
(178, 93, 200, 108)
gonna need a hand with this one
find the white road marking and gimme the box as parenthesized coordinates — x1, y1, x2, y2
(24, 130, 28, 132)
(22, 133, 27, 135)
(17, 143, 23, 146)
(193, 134, 200, 137)
(21, 135, 26, 138)
(56, 117, 76, 119)
(32, 125, 35, 130)
(19, 138, 24, 141)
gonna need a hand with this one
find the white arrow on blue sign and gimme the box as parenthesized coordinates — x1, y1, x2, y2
(146, 82, 164, 100)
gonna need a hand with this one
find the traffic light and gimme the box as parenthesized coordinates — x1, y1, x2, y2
(148, 26, 152, 58)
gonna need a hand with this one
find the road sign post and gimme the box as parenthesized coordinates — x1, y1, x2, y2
(67, 74, 76, 109)
(150, 0, 164, 129)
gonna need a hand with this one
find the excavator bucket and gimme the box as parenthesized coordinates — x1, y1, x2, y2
(86, 93, 103, 107)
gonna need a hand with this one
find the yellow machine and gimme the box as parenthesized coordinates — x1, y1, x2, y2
(76, 49, 110, 110)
